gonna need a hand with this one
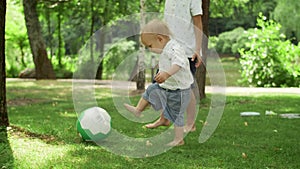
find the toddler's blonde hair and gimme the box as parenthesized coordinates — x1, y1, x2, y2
(141, 19, 172, 38)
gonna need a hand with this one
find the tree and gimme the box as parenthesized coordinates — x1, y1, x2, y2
(136, 0, 146, 90)
(56, 2, 64, 68)
(23, 0, 56, 79)
(0, 0, 9, 128)
(273, 0, 300, 42)
(95, 0, 110, 80)
(196, 0, 210, 99)
(209, 0, 276, 36)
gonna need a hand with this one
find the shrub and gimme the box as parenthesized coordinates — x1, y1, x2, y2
(239, 14, 300, 87)
(215, 27, 247, 54)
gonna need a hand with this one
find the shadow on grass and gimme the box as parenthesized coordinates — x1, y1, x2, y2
(0, 127, 14, 168)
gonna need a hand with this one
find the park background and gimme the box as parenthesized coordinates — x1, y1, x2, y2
(1, 0, 300, 168)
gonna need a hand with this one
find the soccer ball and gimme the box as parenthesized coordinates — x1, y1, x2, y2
(76, 107, 111, 141)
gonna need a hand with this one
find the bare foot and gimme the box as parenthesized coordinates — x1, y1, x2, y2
(184, 124, 196, 133)
(124, 103, 141, 117)
(166, 140, 184, 146)
(144, 118, 170, 129)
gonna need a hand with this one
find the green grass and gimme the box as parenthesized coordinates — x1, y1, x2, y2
(1, 80, 300, 169)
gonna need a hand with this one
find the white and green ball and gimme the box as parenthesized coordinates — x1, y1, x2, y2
(76, 107, 111, 141)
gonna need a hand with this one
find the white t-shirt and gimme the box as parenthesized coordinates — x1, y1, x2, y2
(164, 0, 203, 57)
(159, 39, 194, 90)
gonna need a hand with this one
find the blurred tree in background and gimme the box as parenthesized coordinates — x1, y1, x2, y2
(23, 0, 56, 79)
(273, 0, 300, 43)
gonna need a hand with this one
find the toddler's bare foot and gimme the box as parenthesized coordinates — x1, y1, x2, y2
(184, 124, 196, 133)
(145, 118, 170, 129)
(124, 103, 141, 117)
(166, 140, 184, 146)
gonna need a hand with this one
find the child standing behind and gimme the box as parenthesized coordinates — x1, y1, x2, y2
(124, 19, 194, 146)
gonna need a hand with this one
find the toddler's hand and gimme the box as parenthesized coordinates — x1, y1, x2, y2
(154, 72, 170, 83)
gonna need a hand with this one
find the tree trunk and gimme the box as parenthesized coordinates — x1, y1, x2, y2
(95, 28, 104, 80)
(196, 0, 210, 99)
(57, 5, 63, 68)
(23, 0, 56, 79)
(95, 0, 109, 80)
(90, 0, 95, 63)
(136, 0, 146, 90)
(45, 5, 54, 59)
(19, 41, 27, 67)
(0, 0, 9, 128)
(95, 25, 105, 80)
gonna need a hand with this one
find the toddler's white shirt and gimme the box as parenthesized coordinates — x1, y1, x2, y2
(159, 39, 194, 90)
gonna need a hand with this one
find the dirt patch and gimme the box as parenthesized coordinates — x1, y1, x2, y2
(7, 125, 61, 144)
(7, 98, 48, 106)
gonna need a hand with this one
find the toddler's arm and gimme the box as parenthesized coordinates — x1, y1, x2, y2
(155, 64, 180, 83)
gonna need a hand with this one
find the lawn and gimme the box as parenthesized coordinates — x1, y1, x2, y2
(1, 78, 300, 169)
